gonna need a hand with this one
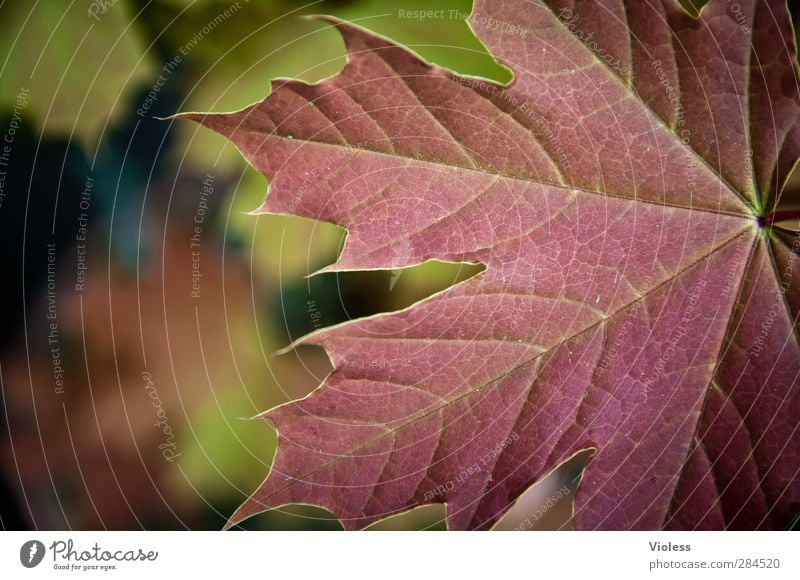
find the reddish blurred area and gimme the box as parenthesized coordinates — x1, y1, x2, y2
(2, 183, 261, 528)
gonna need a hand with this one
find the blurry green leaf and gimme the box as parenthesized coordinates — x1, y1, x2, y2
(0, 0, 155, 145)
(178, 388, 276, 499)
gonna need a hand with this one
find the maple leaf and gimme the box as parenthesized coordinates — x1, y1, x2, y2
(182, 0, 800, 530)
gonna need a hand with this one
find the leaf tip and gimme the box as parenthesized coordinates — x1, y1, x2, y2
(303, 13, 388, 57)
(243, 201, 269, 217)
(170, 110, 245, 140)
(270, 344, 294, 357)
(300, 13, 346, 26)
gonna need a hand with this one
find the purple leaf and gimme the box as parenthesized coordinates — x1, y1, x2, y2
(183, 0, 800, 530)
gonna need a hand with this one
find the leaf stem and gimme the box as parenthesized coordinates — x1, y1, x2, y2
(763, 210, 800, 225)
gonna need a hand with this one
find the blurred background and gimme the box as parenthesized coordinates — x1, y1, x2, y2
(0, 0, 795, 531)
